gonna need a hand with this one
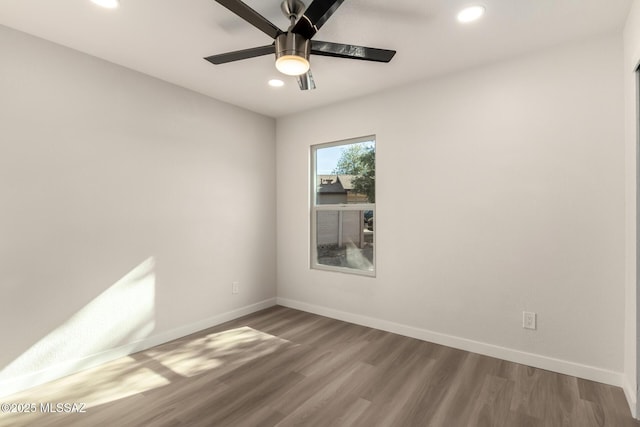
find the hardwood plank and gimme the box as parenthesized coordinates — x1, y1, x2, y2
(274, 362, 374, 427)
(466, 374, 515, 427)
(352, 354, 436, 427)
(325, 397, 371, 427)
(271, 341, 372, 416)
(428, 353, 505, 425)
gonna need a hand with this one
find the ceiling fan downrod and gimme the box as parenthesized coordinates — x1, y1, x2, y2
(281, 0, 305, 24)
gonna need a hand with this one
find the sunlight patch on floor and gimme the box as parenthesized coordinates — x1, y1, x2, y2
(7, 356, 170, 405)
(0, 325, 294, 425)
(0, 355, 171, 427)
(145, 326, 292, 378)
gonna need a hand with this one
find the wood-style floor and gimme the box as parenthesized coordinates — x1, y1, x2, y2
(1, 306, 637, 427)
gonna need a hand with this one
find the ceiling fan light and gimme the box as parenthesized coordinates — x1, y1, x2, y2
(91, 0, 120, 9)
(275, 55, 310, 76)
(275, 32, 311, 76)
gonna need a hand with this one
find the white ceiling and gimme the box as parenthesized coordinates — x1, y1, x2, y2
(0, 0, 632, 118)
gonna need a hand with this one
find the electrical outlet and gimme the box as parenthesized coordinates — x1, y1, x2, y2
(523, 311, 536, 330)
(232, 282, 239, 294)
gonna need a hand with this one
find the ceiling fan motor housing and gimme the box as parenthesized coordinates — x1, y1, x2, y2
(275, 32, 310, 63)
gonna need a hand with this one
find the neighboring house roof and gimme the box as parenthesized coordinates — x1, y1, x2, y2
(336, 175, 354, 190)
(317, 175, 357, 194)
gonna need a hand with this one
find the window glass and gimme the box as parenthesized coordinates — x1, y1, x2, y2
(315, 141, 375, 205)
(311, 137, 375, 275)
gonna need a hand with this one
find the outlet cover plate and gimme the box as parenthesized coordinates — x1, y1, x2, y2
(523, 311, 536, 330)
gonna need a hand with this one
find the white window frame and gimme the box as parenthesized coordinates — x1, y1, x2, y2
(310, 135, 376, 277)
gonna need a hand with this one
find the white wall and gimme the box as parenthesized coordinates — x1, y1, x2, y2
(0, 25, 276, 395)
(277, 35, 625, 385)
(624, 0, 640, 416)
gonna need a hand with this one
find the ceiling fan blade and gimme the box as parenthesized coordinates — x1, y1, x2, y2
(292, 0, 345, 39)
(297, 70, 316, 90)
(204, 44, 275, 64)
(311, 40, 396, 62)
(215, 0, 283, 39)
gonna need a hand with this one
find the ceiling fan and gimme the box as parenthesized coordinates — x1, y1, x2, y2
(205, 0, 397, 90)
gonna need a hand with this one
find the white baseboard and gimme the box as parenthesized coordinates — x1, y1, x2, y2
(0, 298, 277, 399)
(277, 297, 625, 389)
(623, 377, 638, 419)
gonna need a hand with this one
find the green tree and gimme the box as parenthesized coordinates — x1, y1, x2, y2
(332, 144, 367, 175)
(333, 144, 375, 203)
(352, 147, 375, 202)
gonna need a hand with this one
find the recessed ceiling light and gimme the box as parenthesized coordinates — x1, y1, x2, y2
(457, 5, 485, 23)
(91, 0, 120, 9)
(268, 79, 285, 88)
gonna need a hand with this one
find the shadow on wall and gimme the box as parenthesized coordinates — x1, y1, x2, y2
(0, 257, 156, 395)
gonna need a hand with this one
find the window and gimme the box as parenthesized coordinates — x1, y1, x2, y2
(311, 136, 375, 276)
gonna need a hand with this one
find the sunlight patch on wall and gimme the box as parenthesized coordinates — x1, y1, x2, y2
(0, 257, 156, 384)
